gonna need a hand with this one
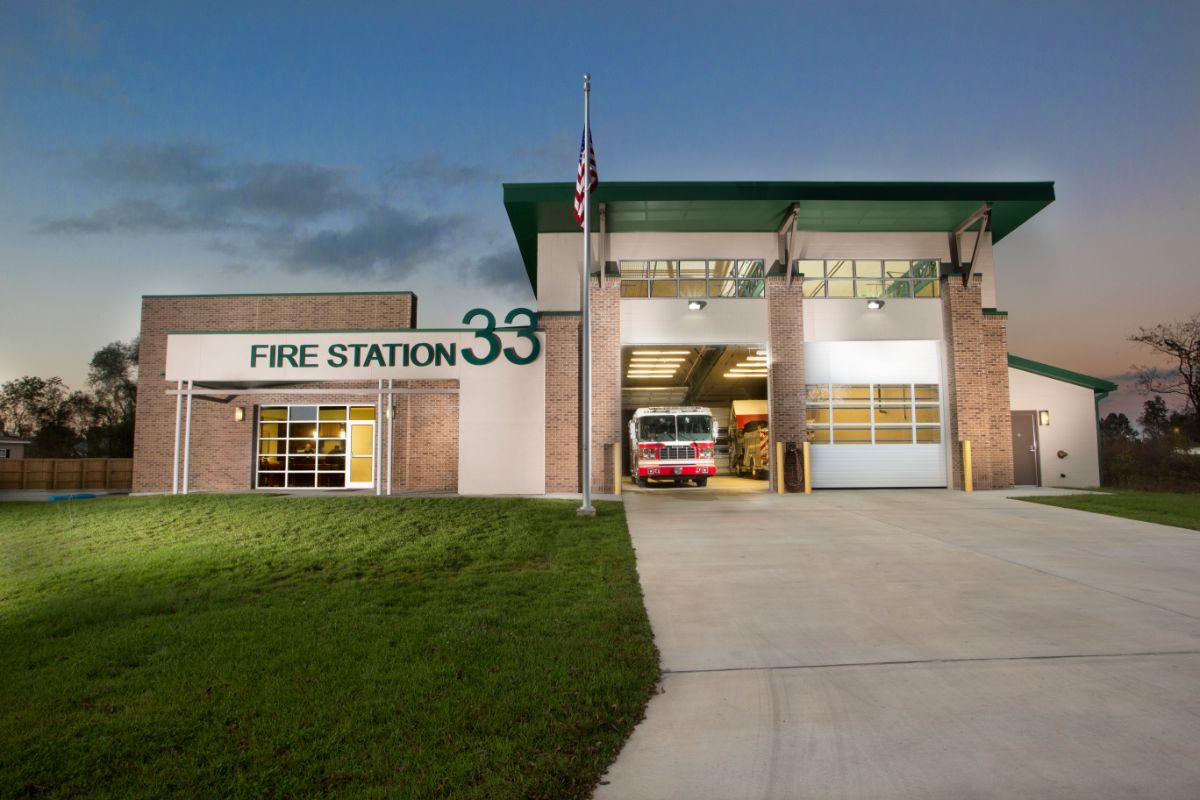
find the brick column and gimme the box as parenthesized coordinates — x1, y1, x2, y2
(766, 275, 806, 491)
(541, 313, 581, 493)
(589, 276, 621, 494)
(942, 276, 1014, 489)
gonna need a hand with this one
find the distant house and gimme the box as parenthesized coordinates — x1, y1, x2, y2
(0, 435, 31, 460)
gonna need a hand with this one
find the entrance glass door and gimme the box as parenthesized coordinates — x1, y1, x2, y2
(347, 420, 375, 488)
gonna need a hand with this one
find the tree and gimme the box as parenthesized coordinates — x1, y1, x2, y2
(85, 339, 139, 457)
(1100, 412, 1137, 442)
(0, 339, 139, 457)
(0, 376, 68, 438)
(1130, 313, 1200, 438)
(1139, 396, 1171, 441)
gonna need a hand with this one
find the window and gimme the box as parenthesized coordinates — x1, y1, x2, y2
(0, 449, 8, 459)
(256, 404, 374, 489)
(798, 259, 940, 298)
(619, 259, 766, 298)
(805, 384, 941, 444)
(636, 414, 714, 441)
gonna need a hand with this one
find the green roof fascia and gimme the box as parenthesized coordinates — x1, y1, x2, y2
(1008, 354, 1118, 394)
(504, 180, 1054, 294)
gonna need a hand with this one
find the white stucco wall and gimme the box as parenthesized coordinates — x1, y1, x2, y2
(1008, 367, 1101, 488)
(620, 298, 766, 345)
(804, 298, 943, 342)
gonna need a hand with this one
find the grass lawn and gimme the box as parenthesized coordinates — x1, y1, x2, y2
(0, 495, 659, 799)
(1017, 490, 1200, 531)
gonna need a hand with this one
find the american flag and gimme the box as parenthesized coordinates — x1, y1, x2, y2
(573, 129, 598, 227)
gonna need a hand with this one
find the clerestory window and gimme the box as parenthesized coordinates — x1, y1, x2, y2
(798, 259, 941, 298)
(619, 259, 766, 299)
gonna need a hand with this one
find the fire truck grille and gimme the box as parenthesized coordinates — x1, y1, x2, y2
(660, 445, 696, 460)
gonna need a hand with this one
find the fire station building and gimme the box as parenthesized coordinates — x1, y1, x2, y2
(131, 181, 1116, 496)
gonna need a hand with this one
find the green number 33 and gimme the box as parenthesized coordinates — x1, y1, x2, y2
(461, 308, 541, 366)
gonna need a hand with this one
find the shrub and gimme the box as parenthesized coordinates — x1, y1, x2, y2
(1102, 438, 1200, 491)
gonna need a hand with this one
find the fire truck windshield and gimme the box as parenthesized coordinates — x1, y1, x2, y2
(676, 414, 714, 439)
(637, 414, 713, 442)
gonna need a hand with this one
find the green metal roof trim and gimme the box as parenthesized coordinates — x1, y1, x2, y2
(1008, 354, 1118, 394)
(504, 180, 1055, 292)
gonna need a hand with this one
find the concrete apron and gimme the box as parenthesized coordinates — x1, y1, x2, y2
(595, 488, 1200, 799)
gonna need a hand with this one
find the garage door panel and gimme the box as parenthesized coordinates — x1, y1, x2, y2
(804, 340, 947, 489)
(810, 444, 946, 488)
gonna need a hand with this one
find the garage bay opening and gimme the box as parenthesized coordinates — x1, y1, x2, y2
(622, 344, 770, 492)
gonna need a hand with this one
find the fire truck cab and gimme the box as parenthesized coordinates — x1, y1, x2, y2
(628, 406, 717, 487)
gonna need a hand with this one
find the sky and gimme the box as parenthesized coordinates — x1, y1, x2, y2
(1, 0, 1197, 422)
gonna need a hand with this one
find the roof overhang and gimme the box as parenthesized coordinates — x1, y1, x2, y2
(503, 180, 1055, 294)
(1008, 354, 1118, 394)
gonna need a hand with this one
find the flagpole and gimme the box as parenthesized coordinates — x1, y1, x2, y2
(578, 72, 595, 517)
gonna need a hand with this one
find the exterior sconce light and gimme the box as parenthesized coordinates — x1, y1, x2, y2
(688, 300, 707, 311)
(1039, 410, 1050, 426)
(866, 299, 885, 310)
(234, 407, 245, 422)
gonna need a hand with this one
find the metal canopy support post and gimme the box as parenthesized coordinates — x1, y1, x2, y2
(775, 203, 799, 285)
(376, 379, 383, 496)
(386, 378, 394, 496)
(947, 202, 993, 286)
(182, 379, 194, 495)
(966, 205, 992, 286)
(171, 380, 183, 495)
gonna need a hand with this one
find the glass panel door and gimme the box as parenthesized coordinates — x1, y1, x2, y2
(348, 421, 375, 488)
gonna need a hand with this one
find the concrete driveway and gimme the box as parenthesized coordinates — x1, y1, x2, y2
(595, 487, 1200, 799)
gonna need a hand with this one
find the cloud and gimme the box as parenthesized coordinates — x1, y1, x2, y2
(469, 247, 532, 295)
(83, 142, 223, 187)
(35, 140, 525, 287)
(276, 206, 463, 279)
(382, 153, 497, 189)
(187, 162, 366, 221)
(39, 142, 368, 234)
(35, 198, 200, 235)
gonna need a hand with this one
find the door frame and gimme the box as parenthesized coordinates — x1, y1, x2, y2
(347, 420, 376, 489)
(1010, 410, 1041, 486)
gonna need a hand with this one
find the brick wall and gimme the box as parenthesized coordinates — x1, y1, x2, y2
(766, 275, 807, 491)
(133, 293, 422, 494)
(589, 277, 621, 494)
(541, 314, 581, 492)
(388, 380, 459, 493)
(941, 277, 1014, 489)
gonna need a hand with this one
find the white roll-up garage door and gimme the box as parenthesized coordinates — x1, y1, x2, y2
(804, 340, 947, 488)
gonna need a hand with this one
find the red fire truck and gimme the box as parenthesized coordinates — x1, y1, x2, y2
(628, 406, 717, 487)
(729, 399, 770, 479)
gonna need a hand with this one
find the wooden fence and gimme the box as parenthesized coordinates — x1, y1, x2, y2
(0, 459, 133, 491)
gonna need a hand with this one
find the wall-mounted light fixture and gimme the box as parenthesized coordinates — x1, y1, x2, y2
(234, 407, 245, 422)
(1039, 410, 1051, 426)
(687, 300, 707, 311)
(866, 299, 885, 310)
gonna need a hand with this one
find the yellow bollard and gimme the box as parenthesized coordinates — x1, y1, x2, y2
(612, 442, 621, 496)
(802, 441, 812, 494)
(962, 440, 973, 492)
(776, 441, 785, 494)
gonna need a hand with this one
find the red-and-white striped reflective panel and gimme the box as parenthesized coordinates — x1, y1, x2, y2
(573, 129, 598, 227)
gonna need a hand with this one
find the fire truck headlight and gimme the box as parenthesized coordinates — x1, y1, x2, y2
(640, 448, 656, 459)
